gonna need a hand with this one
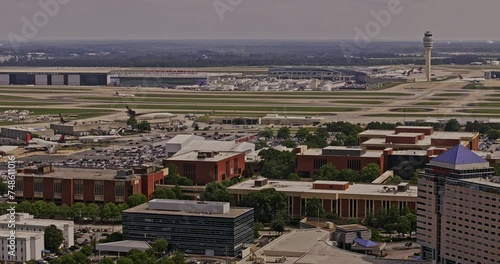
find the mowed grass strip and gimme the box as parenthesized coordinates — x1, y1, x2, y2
(433, 93, 465, 97)
(413, 102, 442, 106)
(467, 102, 500, 107)
(363, 113, 500, 118)
(332, 100, 384, 105)
(462, 84, 500, 90)
(390, 108, 434, 113)
(0, 108, 113, 116)
(0, 101, 66, 106)
(85, 104, 361, 113)
(457, 108, 500, 114)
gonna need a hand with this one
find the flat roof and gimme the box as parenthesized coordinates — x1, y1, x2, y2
(166, 134, 201, 144)
(396, 126, 433, 129)
(96, 240, 151, 253)
(313, 180, 349, 185)
(0, 213, 74, 227)
(229, 180, 417, 198)
(0, 67, 116, 74)
(123, 202, 252, 219)
(174, 140, 254, 157)
(240, 229, 382, 264)
(461, 177, 500, 188)
(167, 151, 242, 162)
(299, 148, 382, 158)
(358, 130, 394, 136)
(387, 133, 423, 137)
(335, 224, 369, 232)
(0, 230, 43, 239)
(17, 167, 140, 181)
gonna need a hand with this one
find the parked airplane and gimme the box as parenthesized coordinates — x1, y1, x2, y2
(79, 128, 124, 142)
(458, 74, 486, 83)
(115, 92, 136, 97)
(24, 135, 75, 151)
(125, 106, 176, 119)
(59, 113, 69, 124)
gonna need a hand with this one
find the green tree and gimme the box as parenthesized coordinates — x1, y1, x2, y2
(287, 173, 301, 181)
(444, 119, 461, 131)
(164, 163, 180, 177)
(258, 128, 274, 139)
(338, 169, 359, 182)
(344, 135, 358, 146)
(86, 204, 100, 221)
(270, 214, 285, 235)
(281, 139, 297, 148)
(396, 216, 411, 237)
(277, 127, 291, 139)
(360, 163, 380, 182)
(304, 134, 327, 148)
(255, 140, 269, 150)
(81, 245, 93, 256)
(45, 202, 60, 219)
(152, 238, 168, 255)
(487, 129, 500, 140)
(59, 204, 71, 219)
(16, 201, 33, 214)
(45, 225, 64, 252)
(171, 251, 186, 264)
(101, 232, 123, 243)
(72, 251, 91, 264)
(406, 213, 417, 238)
(99, 258, 114, 264)
(126, 194, 148, 208)
(316, 128, 329, 139)
(200, 182, 232, 202)
(0, 180, 8, 195)
(71, 202, 88, 219)
(127, 249, 156, 264)
(305, 198, 325, 218)
(370, 228, 382, 242)
(254, 222, 264, 238)
(136, 121, 151, 132)
(259, 149, 296, 180)
(239, 188, 287, 223)
(127, 117, 138, 129)
(164, 174, 193, 186)
(295, 127, 310, 141)
(314, 163, 339, 181)
(152, 188, 177, 199)
(31, 200, 47, 218)
(386, 175, 402, 185)
(116, 258, 134, 264)
(101, 203, 120, 221)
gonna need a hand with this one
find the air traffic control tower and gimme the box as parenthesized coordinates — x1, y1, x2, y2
(423, 31, 434, 82)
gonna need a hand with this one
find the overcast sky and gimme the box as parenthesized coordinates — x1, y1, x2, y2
(1, 0, 499, 41)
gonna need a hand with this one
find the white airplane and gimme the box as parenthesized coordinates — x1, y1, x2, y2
(458, 74, 486, 83)
(79, 128, 124, 142)
(115, 92, 136, 97)
(24, 135, 76, 151)
(125, 106, 176, 120)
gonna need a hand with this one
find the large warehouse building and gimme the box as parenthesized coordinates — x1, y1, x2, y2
(0, 67, 236, 87)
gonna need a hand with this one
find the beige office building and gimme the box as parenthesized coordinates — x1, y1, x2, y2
(417, 145, 500, 264)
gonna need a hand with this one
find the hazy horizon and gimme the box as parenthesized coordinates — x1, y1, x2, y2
(1, 0, 500, 42)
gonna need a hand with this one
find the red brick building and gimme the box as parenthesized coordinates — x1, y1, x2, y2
(295, 146, 385, 178)
(15, 165, 166, 206)
(358, 126, 479, 151)
(228, 178, 416, 219)
(164, 151, 246, 185)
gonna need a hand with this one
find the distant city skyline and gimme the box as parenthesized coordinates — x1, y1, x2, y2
(1, 0, 499, 42)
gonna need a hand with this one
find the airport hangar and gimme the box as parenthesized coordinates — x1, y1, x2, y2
(269, 67, 371, 83)
(0, 67, 232, 87)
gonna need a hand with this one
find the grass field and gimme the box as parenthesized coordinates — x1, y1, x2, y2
(462, 84, 500, 90)
(0, 108, 112, 116)
(433, 93, 466, 97)
(86, 104, 361, 113)
(413, 102, 442, 106)
(467, 102, 500, 107)
(428, 98, 453, 101)
(457, 108, 500, 114)
(390, 108, 433, 113)
(0, 101, 66, 106)
(363, 113, 500, 118)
